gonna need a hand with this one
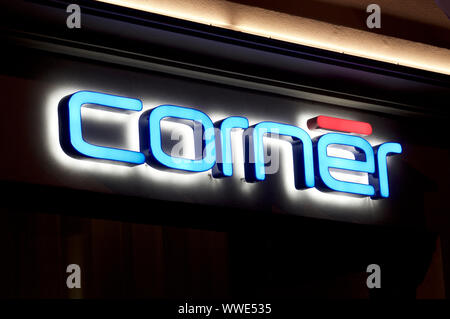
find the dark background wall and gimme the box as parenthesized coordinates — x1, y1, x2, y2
(0, 0, 448, 299)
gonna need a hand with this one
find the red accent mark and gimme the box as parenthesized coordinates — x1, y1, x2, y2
(307, 116, 373, 135)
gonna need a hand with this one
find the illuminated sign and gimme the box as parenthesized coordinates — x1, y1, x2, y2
(59, 91, 402, 198)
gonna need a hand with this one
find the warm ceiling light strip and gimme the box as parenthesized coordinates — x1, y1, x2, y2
(96, 0, 450, 76)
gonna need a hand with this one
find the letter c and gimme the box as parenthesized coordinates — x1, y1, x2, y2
(60, 91, 145, 165)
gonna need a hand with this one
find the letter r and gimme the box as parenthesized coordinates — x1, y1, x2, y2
(370, 142, 402, 198)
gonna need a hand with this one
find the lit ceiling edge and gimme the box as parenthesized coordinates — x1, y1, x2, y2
(95, 0, 450, 76)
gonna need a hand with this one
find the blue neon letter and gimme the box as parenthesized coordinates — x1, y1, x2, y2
(245, 122, 314, 189)
(316, 133, 375, 196)
(213, 116, 249, 177)
(371, 142, 402, 198)
(64, 91, 145, 164)
(148, 105, 216, 172)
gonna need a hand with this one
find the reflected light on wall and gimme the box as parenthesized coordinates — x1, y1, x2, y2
(302, 187, 374, 209)
(96, 0, 450, 75)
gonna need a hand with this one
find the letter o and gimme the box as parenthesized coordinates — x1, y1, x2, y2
(147, 105, 216, 172)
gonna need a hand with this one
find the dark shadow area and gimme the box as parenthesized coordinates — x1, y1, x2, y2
(0, 180, 438, 298)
